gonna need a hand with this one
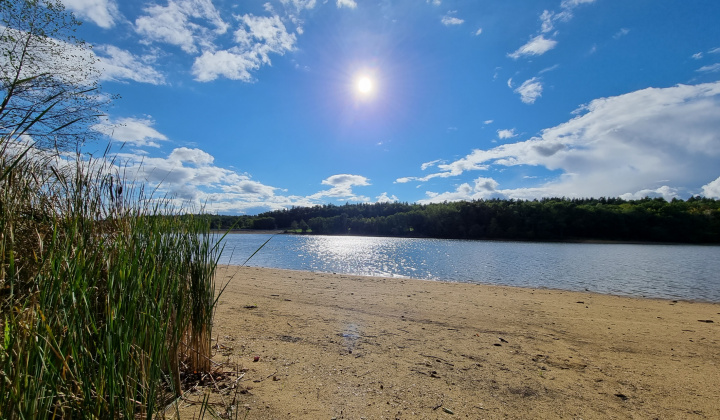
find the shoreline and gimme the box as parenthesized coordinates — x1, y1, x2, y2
(211, 229, 718, 246)
(182, 266, 720, 419)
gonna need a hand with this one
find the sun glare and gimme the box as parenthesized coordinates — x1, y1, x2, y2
(357, 76, 373, 94)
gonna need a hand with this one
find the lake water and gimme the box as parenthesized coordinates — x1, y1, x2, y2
(217, 234, 720, 302)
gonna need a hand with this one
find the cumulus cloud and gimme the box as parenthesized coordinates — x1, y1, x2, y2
(376, 192, 399, 203)
(135, 0, 228, 54)
(497, 129, 517, 139)
(62, 0, 120, 28)
(419, 177, 499, 204)
(109, 146, 316, 214)
(308, 174, 371, 202)
(702, 177, 720, 198)
(508, 35, 557, 59)
(619, 186, 679, 201)
(192, 14, 296, 81)
(336, 0, 357, 9)
(402, 82, 720, 201)
(92, 117, 168, 147)
(441, 14, 464, 26)
(474, 28, 483, 36)
(514, 78, 543, 104)
(95, 45, 166, 85)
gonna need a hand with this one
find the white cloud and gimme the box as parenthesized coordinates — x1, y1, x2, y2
(402, 82, 720, 200)
(692, 52, 704, 60)
(421, 159, 443, 170)
(508, 35, 557, 59)
(560, 0, 596, 8)
(280, 0, 317, 11)
(336, 0, 357, 9)
(376, 192, 399, 203)
(419, 177, 499, 204)
(307, 174, 371, 202)
(135, 0, 228, 54)
(426, 0, 441, 5)
(701, 176, 720, 198)
(95, 45, 166, 85)
(514, 78, 543, 104)
(474, 28, 483, 36)
(62, 0, 120, 28)
(697, 63, 720, 73)
(709, 47, 720, 54)
(484, 120, 494, 125)
(192, 14, 296, 82)
(192, 49, 258, 82)
(613, 28, 630, 39)
(92, 117, 168, 147)
(619, 186, 679, 201)
(441, 15, 464, 26)
(512, 0, 595, 58)
(540, 10, 555, 33)
(497, 129, 517, 139)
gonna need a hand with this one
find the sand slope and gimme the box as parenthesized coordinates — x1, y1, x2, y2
(184, 266, 719, 419)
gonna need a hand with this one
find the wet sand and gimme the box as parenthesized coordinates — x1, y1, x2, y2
(183, 266, 720, 419)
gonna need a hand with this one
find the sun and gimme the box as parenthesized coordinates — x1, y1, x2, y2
(357, 76, 373, 94)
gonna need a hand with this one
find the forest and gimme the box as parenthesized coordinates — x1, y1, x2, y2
(207, 196, 720, 244)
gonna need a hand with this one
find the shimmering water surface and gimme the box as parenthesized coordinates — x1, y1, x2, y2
(218, 234, 720, 302)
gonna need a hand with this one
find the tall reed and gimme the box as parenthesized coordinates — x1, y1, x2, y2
(0, 137, 224, 418)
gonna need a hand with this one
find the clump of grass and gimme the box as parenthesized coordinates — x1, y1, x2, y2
(0, 136, 224, 418)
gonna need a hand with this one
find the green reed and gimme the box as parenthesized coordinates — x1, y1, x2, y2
(0, 137, 224, 418)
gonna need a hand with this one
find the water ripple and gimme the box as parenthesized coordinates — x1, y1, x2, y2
(218, 234, 720, 302)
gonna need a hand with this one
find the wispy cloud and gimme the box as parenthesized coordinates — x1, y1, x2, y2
(95, 45, 166, 85)
(508, 35, 557, 59)
(62, 0, 120, 28)
(514, 78, 543, 104)
(336, 0, 357, 9)
(697, 63, 720, 73)
(92, 117, 168, 147)
(613, 28, 630, 39)
(510, 0, 596, 59)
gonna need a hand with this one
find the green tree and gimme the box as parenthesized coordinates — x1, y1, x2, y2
(299, 219, 309, 232)
(0, 0, 110, 148)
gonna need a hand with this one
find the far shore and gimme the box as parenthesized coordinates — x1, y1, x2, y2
(211, 229, 712, 246)
(179, 266, 720, 419)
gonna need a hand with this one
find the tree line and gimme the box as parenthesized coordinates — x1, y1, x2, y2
(207, 197, 720, 243)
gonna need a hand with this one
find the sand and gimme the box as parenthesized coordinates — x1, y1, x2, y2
(180, 266, 720, 419)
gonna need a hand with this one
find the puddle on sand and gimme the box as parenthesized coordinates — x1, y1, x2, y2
(339, 323, 361, 350)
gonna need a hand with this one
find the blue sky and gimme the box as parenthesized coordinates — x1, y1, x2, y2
(61, 0, 720, 214)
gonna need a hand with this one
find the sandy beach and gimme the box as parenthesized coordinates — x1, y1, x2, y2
(182, 266, 720, 419)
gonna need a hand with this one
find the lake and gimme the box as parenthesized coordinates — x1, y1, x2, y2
(217, 234, 720, 302)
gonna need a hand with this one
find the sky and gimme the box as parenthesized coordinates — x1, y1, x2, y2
(56, 0, 720, 214)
